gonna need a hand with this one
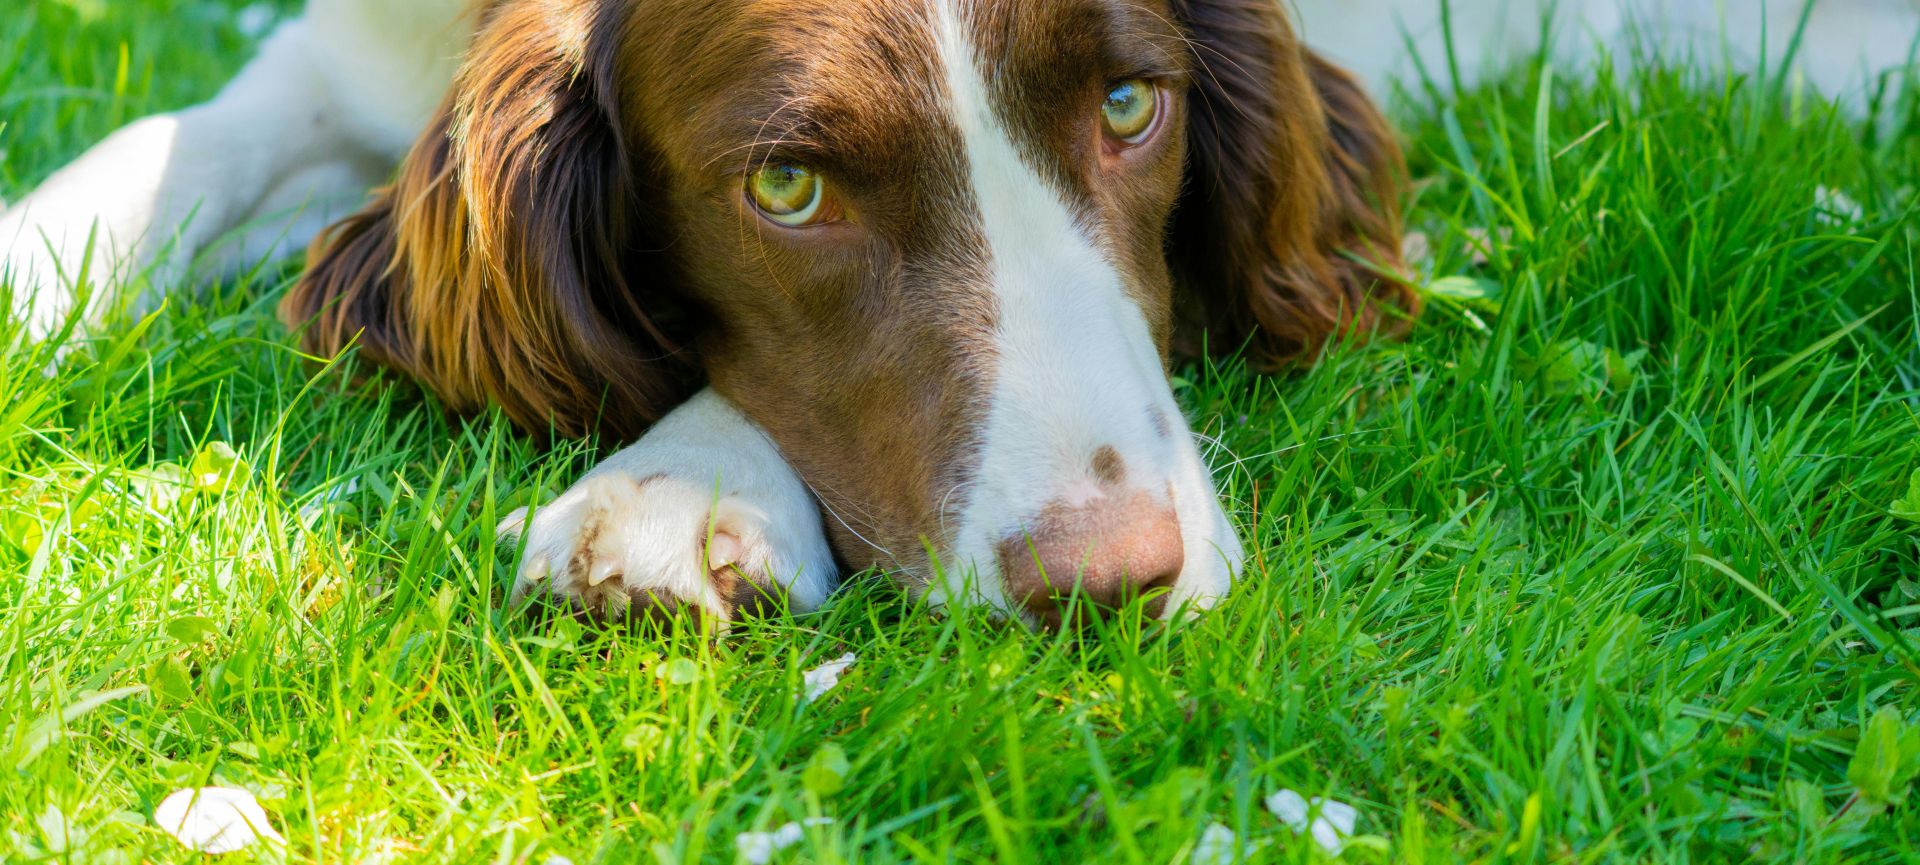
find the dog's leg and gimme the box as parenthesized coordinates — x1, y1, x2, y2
(0, 3, 463, 338)
(2, 21, 354, 333)
(1299, 0, 1918, 106)
(501, 389, 839, 623)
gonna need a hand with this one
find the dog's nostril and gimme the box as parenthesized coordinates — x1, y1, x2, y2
(996, 490, 1184, 628)
(1132, 566, 1181, 620)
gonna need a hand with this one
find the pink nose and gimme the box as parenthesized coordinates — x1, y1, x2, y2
(996, 488, 1184, 627)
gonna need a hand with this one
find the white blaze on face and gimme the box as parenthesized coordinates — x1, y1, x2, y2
(926, 0, 1243, 618)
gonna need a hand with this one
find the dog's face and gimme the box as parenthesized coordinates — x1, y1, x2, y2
(289, 0, 1414, 623)
(636, 0, 1211, 614)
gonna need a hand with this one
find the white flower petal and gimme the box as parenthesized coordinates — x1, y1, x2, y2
(1464, 226, 1514, 266)
(154, 787, 285, 854)
(735, 818, 833, 864)
(1191, 823, 1269, 865)
(802, 653, 857, 702)
(1401, 231, 1432, 264)
(1190, 823, 1236, 865)
(769, 822, 806, 848)
(1816, 185, 1864, 224)
(1313, 798, 1359, 837)
(735, 831, 779, 865)
(1266, 789, 1310, 830)
(1265, 789, 1359, 856)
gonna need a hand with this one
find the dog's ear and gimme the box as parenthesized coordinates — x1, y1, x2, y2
(281, 0, 689, 441)
(1167, 0, 1418, 366)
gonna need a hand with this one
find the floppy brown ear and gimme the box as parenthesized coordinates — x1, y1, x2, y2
(280, 0, 690, 441)
(1167, 0, 1418, 366)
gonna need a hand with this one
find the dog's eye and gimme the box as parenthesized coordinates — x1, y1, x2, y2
(1100, 79, 1159, 144)
(747, 163, 831, 227)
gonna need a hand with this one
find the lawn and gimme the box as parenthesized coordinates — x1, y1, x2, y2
(3, 1, 1919, 862)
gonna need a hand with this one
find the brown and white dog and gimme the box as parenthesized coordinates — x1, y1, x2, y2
(3, 0, 1914, 625)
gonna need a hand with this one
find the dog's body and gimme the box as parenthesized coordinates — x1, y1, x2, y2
(3, 0, 1914, 625)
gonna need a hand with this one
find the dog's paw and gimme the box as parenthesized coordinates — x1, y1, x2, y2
(499, 470, 829, 623)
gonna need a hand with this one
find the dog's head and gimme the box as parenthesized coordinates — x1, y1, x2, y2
(286, 0, 1414, 624)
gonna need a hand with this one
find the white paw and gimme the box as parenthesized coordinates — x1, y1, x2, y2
(500, 470, 833, 622)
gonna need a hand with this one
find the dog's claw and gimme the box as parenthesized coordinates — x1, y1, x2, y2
(707, 532, 744, 571)
(505, 472, 789, 622)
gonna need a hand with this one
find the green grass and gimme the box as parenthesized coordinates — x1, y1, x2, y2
(4, 1, 1920, 862)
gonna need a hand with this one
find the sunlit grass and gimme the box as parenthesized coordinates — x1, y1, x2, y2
(2, 2, 1918, 862)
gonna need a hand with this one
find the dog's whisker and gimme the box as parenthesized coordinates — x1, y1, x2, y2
(801, 474, 901, 571)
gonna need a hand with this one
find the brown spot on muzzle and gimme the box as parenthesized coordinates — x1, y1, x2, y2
(1090, 446, 1127, 486)
(997, 488, 1184, 628)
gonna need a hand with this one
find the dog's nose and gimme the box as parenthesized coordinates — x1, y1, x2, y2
(995, 488, 1184, 627)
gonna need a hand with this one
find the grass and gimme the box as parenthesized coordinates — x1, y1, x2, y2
(3, 1, 1920, 862)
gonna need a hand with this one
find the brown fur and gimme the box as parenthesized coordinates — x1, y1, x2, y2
(1166, 0, 1417, 366)
(282, 0, 1419, 576)
(635, 0, 997, 573)
(281, 0, 694, 442)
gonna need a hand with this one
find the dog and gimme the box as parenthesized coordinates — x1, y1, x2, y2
(2, 0, 1914, 626)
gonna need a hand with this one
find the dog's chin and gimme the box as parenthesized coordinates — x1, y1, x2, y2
(1167, 476, 1245, 616)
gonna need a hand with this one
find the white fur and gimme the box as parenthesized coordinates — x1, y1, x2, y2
(928, 0, 1243, 620)
(0, 0, 468, 336)
(502, 389, 838, 618)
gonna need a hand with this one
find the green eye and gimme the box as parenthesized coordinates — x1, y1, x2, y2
(747, 162, 830, 227)
(1101, 79, 1159, 143)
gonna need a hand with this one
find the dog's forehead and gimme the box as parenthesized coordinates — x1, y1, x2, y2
(633, 0, 1182, 136)
(962, 0, 1186, 69)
